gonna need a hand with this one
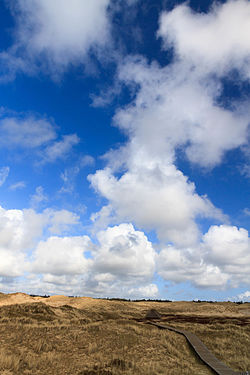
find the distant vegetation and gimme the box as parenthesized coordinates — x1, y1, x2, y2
(27, 294, 249, 304)
(101, 298, 173, 302)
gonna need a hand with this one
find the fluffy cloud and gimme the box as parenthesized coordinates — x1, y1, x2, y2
(157, 225, 250, 289)
(158, 0, 250, 77)
(44, 209, 80, 235)
(0, 167, 10, 187)
(0, 206, 43, 277)
(89, 162, 224, 247)
(1, 214, 249, 293)
(0, 249, 26, 277)
(27, 223, 157, 298)
(157, 245, 229, 289)
(115, 57, 250, 168)
(2, 209, 246, 292)
(203, 225, 250, 266)
(1, 0, 111, 78)
(0, 205, 82, 277)
(203, 225, 250, 287)
(31, 236, 92, 275)
(0, 205, 158, 297)
(93, 223, 156, 280)
(18, 0, 110, 60)
(0, 205, 81, 253)
(0, 206, 45, 253)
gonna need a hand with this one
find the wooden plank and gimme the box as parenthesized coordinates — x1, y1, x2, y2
(147, 322, 244, 375)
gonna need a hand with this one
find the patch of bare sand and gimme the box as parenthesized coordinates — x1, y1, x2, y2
(0, 292, 249, 318)
(0, 292, 106, 311)
(39, 295, 100, 308)
(0, 293, 38, 306)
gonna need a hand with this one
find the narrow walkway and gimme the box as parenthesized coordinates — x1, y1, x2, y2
(147, 322, 247, 375)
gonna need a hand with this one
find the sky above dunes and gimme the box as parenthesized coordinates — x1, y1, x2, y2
(0, 0, 249, 301)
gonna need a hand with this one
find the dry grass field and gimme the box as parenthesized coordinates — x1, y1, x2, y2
(0, 292, 249, 375)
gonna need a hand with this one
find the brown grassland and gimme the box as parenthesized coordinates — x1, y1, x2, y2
(0, 292, 249, 375)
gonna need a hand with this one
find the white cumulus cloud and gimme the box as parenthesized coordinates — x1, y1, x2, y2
(158, 0, 250, 77)
(27, 223, 157, 298)
(157, 245, 229, 289)
(203, 225, 250, 287)
(31, 236, 92, 276)
(93, 223, 156, 280)
(115, 56, 250, 168)
(1, 0, 112, 78)
(203, 225, 250, 266)
(44, 209, 80, 235)
(0, 205, 83, 278)
(0, 206, 44, 253)
(157, 224, 250, 290)
(89, 161, 224, 247)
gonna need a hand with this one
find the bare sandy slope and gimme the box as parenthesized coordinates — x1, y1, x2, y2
(0, 291, 249, 316)
(0, 292, 94, 308)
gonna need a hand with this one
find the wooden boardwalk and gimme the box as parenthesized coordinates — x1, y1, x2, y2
(147, 322, 247, 375)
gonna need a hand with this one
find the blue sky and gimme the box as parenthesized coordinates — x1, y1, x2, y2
(0, 0, 249, 301)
